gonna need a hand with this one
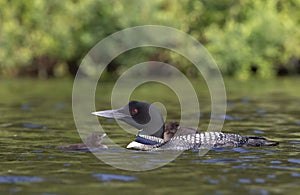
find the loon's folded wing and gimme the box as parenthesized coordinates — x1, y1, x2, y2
(132, 132, 278, 151)
(163, 132, 279, 149)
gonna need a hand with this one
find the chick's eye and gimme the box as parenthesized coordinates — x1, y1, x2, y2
(131, 108, 138, 115)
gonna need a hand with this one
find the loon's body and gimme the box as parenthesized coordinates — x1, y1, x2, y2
(126, 121, 278, 151)
(92, 101, 278, 151)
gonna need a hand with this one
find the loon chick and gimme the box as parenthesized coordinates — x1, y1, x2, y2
(164, 121, 201, 141)
(56, 133, 108, 150)
(92, 101, 278, 151)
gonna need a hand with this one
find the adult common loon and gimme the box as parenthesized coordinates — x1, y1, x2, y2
(92, 101, 278, 151)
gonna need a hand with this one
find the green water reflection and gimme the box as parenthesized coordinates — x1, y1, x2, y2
(0, 78, 299, 195)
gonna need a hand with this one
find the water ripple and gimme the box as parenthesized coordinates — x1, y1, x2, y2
(92, 173, 137, 182)
(287, 159, 300, 164)
(253, 130, 265, 134)
(23, 123, 46, 129)
(270, 160, 282, 164)
(201, 159, 243, 163)
(238, 178, 251, 184)
(0, 175, 43, 184)
(291, 172, 300, 177)
(254, 178, 265, 183)
(268, 165, 297, 170)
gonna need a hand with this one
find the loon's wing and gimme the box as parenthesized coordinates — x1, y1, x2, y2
(133, 132, 278, 151)
(165, 132, 279, 149)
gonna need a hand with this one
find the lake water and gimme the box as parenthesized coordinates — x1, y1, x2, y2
(0, 78, 299, 195)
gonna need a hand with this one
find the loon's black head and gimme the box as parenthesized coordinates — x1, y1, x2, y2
(92, 101, 164, 138)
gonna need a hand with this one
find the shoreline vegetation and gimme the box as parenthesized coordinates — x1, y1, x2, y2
(1, 1, 299, 79)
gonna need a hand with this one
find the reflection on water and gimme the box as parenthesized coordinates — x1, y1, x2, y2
(0, 176, 44, 184)
(0, 78, 299, 194)
(92, 173, 137, 182)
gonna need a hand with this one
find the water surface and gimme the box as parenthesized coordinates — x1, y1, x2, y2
(0, 78, 299, 195)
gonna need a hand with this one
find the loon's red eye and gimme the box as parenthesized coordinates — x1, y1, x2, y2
(131, 108, 138, 115)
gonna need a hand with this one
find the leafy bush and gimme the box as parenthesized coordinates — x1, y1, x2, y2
(0, 0, 299, 78)
(203, 1, 300, 78)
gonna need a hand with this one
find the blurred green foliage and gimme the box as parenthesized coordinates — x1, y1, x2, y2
(203, 1, 300, 79)
(0, 0, 299, 79)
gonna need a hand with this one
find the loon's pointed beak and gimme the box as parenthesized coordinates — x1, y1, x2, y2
(92, 109, 125, 119)
(92, 107, 130, 120)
